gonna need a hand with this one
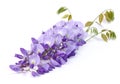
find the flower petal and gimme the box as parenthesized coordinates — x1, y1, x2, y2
(31, 37, 38, 44)
(50, 58, 61, 67)
(29, 54, 40, 65)
(20, 48, 28, 56)
(15, 54, 23, 59)
(31, 71, 39, 77)
(9, 65, 21, 72)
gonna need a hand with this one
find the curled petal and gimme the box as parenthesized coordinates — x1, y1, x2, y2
(9, 65, 21, 72)
(37, 66, 46, 74)
(31, 71, 39, 77)
(76, 39, 86, 46)
(50, 58, 61, 67)
(15, 54, 23, 59)
(20, 48, 28, 56)
(29, 54, 40, 65)
(31, 37, 38, 44)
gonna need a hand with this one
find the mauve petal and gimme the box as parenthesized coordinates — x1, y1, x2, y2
(42, 64, 50, 71)
(31, 44, 44, 53)
(29, 54, 40, 65)
(55, 35, 62, 44)
(73, 21, 84, 28)
(31, 37, 38, 44)
(48, 63, 55, 69)
(50, 58, 61, 67)
(57, 50, 66, 55)
(37, 67, 46, 74)
(29, 64, 34, 69)
(15, 54, 23, 59)
(9, 65, 21, 72)
(15, 60, 23, 65)
(43, 37, 54, 47)
(55, 20, 66, 27)
(59, 57, 66, 65)
(31, 71, 39, 77)
(54, 28, 68, 36)
(67, 50, 76, 58)
(46, 29, 54, 36)
(40, 43, 49, 50)
(42, 55, 50, 60)
(58, 53, 66, 58)
(76, 39, 86, 46)
(64, 43, 77, 55)
(37, 44, 45, 53)
(20, 48, 28, 56)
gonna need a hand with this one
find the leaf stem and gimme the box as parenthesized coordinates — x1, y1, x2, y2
(67, 8, 72, 15)
(86, 30, 108, 42)
(86, 9, 113, 32)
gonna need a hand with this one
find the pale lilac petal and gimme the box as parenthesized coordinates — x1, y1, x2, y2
(54, 20, 66, 27)
(59, 57, 66, 65)
(55, 35, 62, 44)
(42, 64, 50, 71)
(31, 44, 44, 53)
(50, 58, 61, 67)
(29, 54, 40, 65)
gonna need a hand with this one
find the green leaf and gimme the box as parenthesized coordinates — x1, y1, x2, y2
(68, 15, 72, 21)
(93, 28, 98, 35)
(101, 29, 107, 32)
(86, 29, 90, 32)
(57, 7, 67, 14)
(110, 32, 113, 39)
(85, 21, 93, 27)
(109, 11, 114, 21)
(106, 32, 110, 38)
(112, 32, 116, 39)
(62, 14, 69, 18)
(90, 29, 93, 33)
(105, 11, 114, 22)
(110, 31, 116, 40)
(101, 34, 108, 42)
(99, 14, 104, 24)
(105, 11, 111, 22)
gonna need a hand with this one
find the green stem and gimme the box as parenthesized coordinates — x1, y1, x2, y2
(86, 32, 102, 42)
(67, 8, 72, 15)
(86, 30, 108, 42)
(86, 9, 112, 32)
(85, 9, 113, 41)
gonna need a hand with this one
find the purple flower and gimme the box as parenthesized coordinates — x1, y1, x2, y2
(31, 37, 38, 44)
(50, 58, 61, 67)
(37, 66, 46, 74)
(76, 39, 86, 46)
(15, 54, 24, 59)
(29, 64, 34, 69)
(31, 43, 44, 54)
(29, 54, 40, 65)
(20, 48, 28, 56)
(31, 71, 39, 77)
(10, 20, 87, 77)
(9, 65, 21, 72)
(42, 64, 51, 72)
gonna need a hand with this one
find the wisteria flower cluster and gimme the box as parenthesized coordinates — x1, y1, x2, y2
(10, 20, 87, 76)
(10, 7, 116, 77)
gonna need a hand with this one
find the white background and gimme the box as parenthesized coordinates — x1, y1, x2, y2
(0, 0, 120, 84)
